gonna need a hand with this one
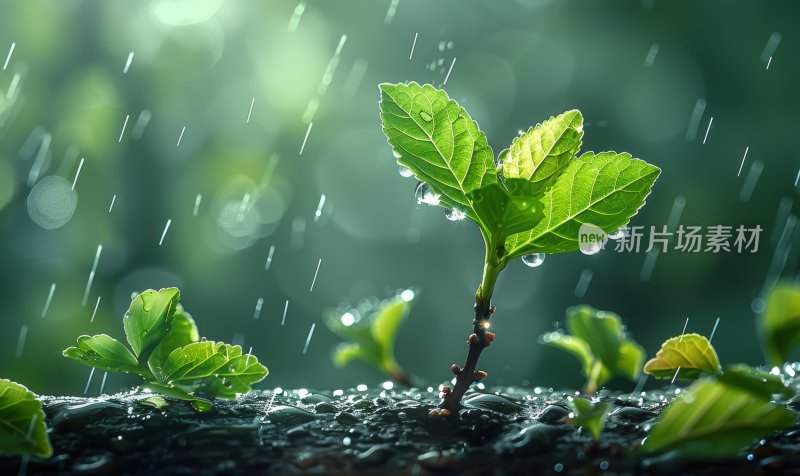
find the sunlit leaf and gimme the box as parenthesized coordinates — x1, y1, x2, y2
(568, 397, 609, 441)
(505, 152, 660, 258)
(123, 288, 180, 363)
(760, 282, 800, 367)
(642, 378, 794, 458)
(643, 333, 721, 380)
(63, 334, 143, 377)
(502, 109, 584, 194)
(539, 331, 593, 375)
(0, 379, 52, 458)
(379, 82, 496, 222)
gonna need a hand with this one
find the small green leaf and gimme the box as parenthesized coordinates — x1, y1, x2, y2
(162, 341, 267, 399)
(148, 305, 199, 381)
(504, 152, 660, 258)
(502, 109, 584, 194)
(539, 331, 593, 375)
(0, 379, 52, 458)
(141, 382, 212, 412)
(123, 288, 180, 364)
(642, 378, 794, 458)
(326, 290, 415, 376)
(568, 397, 609, 441)
(63, 334, 143, 376)
(718, 364, 794, 399)
(643, 334, 722, 380)
(467, 180, 544, 241)
(760, 283, 800, 367)
(138, 395, 169, 409)
(566, 306, 644, 382)
(379, 82, 496, 222)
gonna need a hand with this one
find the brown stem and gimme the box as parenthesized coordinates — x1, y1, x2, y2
(389, 368, 413, 388)
(440, 296, 494, 411)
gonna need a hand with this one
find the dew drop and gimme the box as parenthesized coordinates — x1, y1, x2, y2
(392, 149, 401, 159)
(521, 253, 545, 268)
(445, 208, 466, 221)
(608, 228, 625, 240)
(414, 182, 440, 206)
(419, 110, 433, 122)
(398, 165, 413, 178)
(581, 242, 603, 256)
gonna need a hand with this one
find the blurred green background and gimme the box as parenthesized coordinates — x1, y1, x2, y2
(1, 0, 799, 396)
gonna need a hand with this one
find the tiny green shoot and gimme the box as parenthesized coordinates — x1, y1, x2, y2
(0, 379, 52, 458)
(539, 305, 644, 393)
(643, 333, 721, 380)
(63, 288, 268, 411)
(325, 289, 416, 386)
(567, 397, 610, 441)
(379, 82, 659, 409)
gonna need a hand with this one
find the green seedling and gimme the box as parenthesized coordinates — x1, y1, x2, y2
(567, 397, 609, 441)
(379, 82, 659, 409)
(540, 305, 644, 393)
(325, 289, 416, 386)
(759, 281, 800, 367)
(63, 287, 268, 412)
(643, 333, 722, 380)
(0, 379, 52, 458)
(642, 375, 793, 458)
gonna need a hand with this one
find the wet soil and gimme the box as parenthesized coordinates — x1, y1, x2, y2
(2, 385, 800, 475)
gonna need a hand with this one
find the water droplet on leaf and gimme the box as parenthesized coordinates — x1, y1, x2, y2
(608, 228, 625, 240)
(398, 165, 413, 178)
(445, 208, 466, 221)
(414, 182, 440, 206)
(521, 253, 545, 267)
(418, 110, 432, 122)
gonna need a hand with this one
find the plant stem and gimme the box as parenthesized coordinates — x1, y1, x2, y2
(441, 240, 504, 411)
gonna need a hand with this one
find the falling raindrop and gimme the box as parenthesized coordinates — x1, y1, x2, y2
(398, 165, 413, 177)
(521, 253, 545, 267)
(414, 182, 440, 206)
(445, 208, 466, 221)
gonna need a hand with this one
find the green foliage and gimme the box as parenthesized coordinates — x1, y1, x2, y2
(379, 82, 660, 260)
(325, 289, 416, 378)
(0, 379, 52, 458)
(760, 282, 800, 367)
(568, 397, 609, 441)
(64, 288, 268, 411)
(718, 364, 793, 399)
(540, 305, 644, 393)
(643, 333, 722, 380)
(642, 376, 794, 458)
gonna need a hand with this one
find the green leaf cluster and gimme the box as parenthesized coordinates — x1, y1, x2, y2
(0, 379, 52, 458)
(539, 305, 644, 393)
(379, 82, 660, 260)
(325, 289, 415, 379)
(63, 288, 268, 411)
(568, 397, 610, 441)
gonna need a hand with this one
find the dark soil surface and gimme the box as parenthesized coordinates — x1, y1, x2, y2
(2, 384, 800, 475)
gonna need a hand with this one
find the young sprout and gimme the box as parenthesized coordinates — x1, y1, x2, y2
(567, 397, 610, 441)
(379, 82, 660, 410)
(325, 289, 416, 386)
(540, 306, 644, 393)
(63, 288, 268, 412)
(643, 333, 721, 381)
(759, 281, 800, 367)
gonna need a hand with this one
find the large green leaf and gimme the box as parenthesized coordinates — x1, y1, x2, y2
(643, 334, 721, 380)
(148, 305, 199, 381)
(501, 109, 584, 194)
(123, 288, 180, 364)
(467, 180, 544, 241)
(642, 378, 794, 458)
(163, 341, 267, 398)
(568, 397, 610, 441)
(63, 334, 143, 377)
(718, 364, 794, 399)
(504, 152, 660, 258)
(760, 283, 800, 367)
(566, 305, 644, 382)
(379, 82, 496, 221)
(0, 379, 52, 458)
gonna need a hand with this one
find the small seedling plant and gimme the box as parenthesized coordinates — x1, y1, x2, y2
(63, 287, 268, 411)
(379, 82, 660, 410)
